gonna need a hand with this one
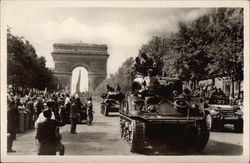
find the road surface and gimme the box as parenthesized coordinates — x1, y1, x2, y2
(9, 101, 243, 155)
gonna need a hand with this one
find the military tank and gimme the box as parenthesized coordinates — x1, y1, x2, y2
(120, 72, 210, 153)
(101, 91, 125, 116)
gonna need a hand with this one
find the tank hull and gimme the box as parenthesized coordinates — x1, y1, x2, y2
(119, 94, 210, 153)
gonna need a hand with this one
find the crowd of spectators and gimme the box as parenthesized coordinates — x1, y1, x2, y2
(192, 84, 243, 105)
(7, 89, 75, 153)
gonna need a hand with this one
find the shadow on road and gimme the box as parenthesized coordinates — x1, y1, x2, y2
(62, 131, 108, 142)
(105, 114, 120, 117)
(212, 127, 243, 134)
(202, 140, 243, 155)
(17, 129, 35, 137)
(136, 139, 243, 155)
(92, 121, 113, 126)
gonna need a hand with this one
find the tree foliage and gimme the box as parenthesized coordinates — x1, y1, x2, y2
(139, 36, 175, 76)
(139, 8, 243, 83)
(94, 8, 243, 96)
(7, 28, 58, 92)
(94, 57, 134, 96)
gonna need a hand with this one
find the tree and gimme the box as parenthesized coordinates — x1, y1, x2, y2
(171, 14, 213, 83)
(204, 8, 243, 80)
(139, 36, 174, 76)
(7, 27, 59, 93)
(94, 57, 134, 96)
(171, 8, 243, 89)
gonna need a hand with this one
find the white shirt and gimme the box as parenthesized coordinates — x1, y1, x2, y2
(34, 111, 55, 128)
(64, 97, 70, 106)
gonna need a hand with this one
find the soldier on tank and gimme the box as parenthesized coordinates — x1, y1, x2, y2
(140, 53, 154, 67)
(144, 69, 160, 95)
(116, 84, 121, 92)
(133, 69, 159, 97)
(107, 84, 114, 92)
(131, 56, 143, 76)
(140, 53, 156, 75)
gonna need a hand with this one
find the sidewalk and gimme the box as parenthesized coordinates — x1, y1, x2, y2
(9, 129, 37, 155)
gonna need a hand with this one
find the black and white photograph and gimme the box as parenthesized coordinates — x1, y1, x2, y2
(1, 1, 249, 162)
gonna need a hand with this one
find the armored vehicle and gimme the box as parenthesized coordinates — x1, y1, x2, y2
(101, 91, 125, 116)
(120, 74, 210, 153)
(204, 104, 243, 132)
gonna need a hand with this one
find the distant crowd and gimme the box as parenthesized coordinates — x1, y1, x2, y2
(131, 53, 243, 105)
(192, 85, 243, 105)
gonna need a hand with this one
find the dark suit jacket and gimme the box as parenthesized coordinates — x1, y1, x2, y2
(36, 119, 65, 144)
(7, 101, 19, 131)
(70, 99, 82, 118)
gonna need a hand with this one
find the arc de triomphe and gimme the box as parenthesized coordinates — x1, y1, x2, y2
(51, 43, 109, 93)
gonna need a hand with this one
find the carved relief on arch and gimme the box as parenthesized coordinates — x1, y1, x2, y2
(55, 62, 69, 71)
(90, 60, 107, 72)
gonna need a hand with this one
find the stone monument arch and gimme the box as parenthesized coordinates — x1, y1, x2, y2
(51, 43, 109, 93)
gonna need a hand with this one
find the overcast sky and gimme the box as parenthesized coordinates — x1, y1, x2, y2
(4, 3, 212, 76)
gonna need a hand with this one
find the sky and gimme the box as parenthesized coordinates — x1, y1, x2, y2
(3, 2, 212, 91)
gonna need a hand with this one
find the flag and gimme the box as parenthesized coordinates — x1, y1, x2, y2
(44, 87, 47, 94)
(76, 69, 81, 93)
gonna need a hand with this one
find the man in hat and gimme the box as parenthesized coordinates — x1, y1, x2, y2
(36, 109, 65, 155)
(7, 95, 18, 153)
(131, 56, 143, 75)
(70, 94, 82, 134)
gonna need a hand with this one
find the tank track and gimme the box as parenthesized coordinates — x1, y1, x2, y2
(181, 120, 210, 151)
(120, 114, 146, 153)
